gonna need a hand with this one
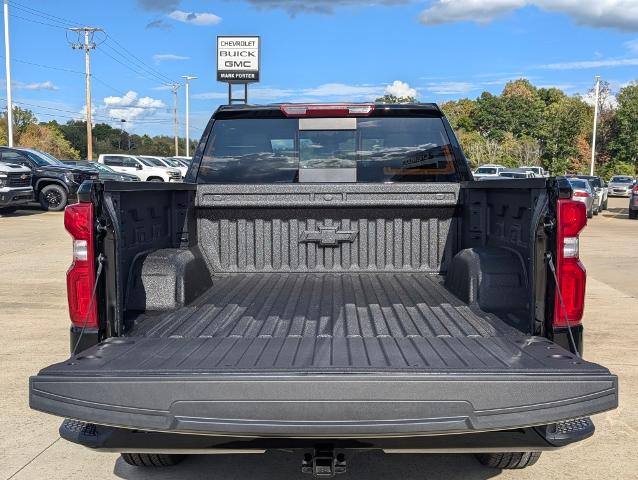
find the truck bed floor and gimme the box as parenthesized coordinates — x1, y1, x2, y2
(99, 272, 578, 374)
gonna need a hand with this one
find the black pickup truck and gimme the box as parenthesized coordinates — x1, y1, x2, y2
(30, 103, 617, 475)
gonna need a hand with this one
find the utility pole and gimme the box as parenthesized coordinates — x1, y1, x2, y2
(590, 75, 600, 177)
(169, 83, 180, 156)
(69, 27, 102, 160)
(3, 0, 13, 146)
(181, 75, 197, 157)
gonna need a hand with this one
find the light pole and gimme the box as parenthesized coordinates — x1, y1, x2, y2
(181, 75, 197, 157)
(3, 0, 13, 146)
(590, 75, 600, 177)
(119, 119, 126, 150)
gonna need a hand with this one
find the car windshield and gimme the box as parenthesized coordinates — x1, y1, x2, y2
(163, 158, 183, 168)
(475, 167, 497, 174)
(141, 156, 165, 167)
(610, 176, 633, 183)
(90, 162, 114, 173)
(569, 179, 588, 190)
(198, 116, 459, 183)
(22, 150, 64, 167)
(136, 157, 155, 167)
(574, 176, 601, 187)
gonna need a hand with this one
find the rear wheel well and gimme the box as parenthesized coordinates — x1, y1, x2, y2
(36, 179, 68, 194)
(147, 176, 164, 182)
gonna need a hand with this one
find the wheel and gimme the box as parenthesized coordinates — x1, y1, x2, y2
(629, 210, 638, 219)
(148, 177, 164, 183)
(0, 207, 17, 214)
(38, 184, 68, 211)
(120, 453, 185, 467)
(587, 206, 593, 219)
(602, 198, 608, 210)
(593, 205, 599, 215)
(475, 452, 541, 469)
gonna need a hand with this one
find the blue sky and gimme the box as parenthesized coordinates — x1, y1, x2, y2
(3, 0, 638, 137)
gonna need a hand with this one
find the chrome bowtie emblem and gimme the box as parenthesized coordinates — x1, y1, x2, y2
(20, 174, 28, 180)
(300, 226, 358, 247)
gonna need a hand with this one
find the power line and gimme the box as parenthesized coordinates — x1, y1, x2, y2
(10, 13, 70, 30)
(94, 45, 172, 87)
(103, 33, 174, 84)
(9, 1, 81, 27)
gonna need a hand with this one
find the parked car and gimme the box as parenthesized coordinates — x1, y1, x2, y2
(97, 154, 182, 182)
(520, 166, 548, 177)
(139, 155, 187, 178)
(473, 164, 506, 179)
(608, 175, 635, 197)
(30, 103, 617, 474)
(629, 183, 638, 220)
(499, 168, 537, 179)
(567, 178, 596, 218)
(0, 147, 98, 211)
(0, 160, 34, 213)
(570, 175, 608, 211)
(63, 161, 140, 182)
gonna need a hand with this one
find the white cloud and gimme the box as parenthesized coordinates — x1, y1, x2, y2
(168, 10, 221, 26)
(101, 91, 166, 123)
(152, 53, 190, 64)
(625, 38, 638, 53)
(419, 0, 638, 31)
(425, 81, 476, 95)
(537, 58, 638, 69)
(13, 80, 59, 91)
(104, 91, 138, 107)
(384, 80, 417, 98)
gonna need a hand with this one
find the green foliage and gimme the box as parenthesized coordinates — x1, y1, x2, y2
(18, 123, 80, 160)
(374, 94, 417, 104)
(540, 97, 591, 162)
(610, 84, 638, 163)
(598, 160, 636, 181)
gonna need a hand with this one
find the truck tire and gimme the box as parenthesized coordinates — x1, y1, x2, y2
(602, 198, 608, 210)
(475, 452, 541, 469)
(120, 453, 185, 467)
(38, 184, 68, 212)
(629, 210, 637, 219)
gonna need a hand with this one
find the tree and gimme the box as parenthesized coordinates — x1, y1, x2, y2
(374, 94, 416, 104)
(610, 83, 638, 165)
(472, 92, 511, 138)
(18, 123, 80, 159)
(440, 99, 476, 131)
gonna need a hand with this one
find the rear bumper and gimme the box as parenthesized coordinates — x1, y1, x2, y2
(30, 372, 617, 438)
(59, 417, 596, 453)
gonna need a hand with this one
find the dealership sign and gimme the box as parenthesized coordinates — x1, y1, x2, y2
(217, 36, 260, 83)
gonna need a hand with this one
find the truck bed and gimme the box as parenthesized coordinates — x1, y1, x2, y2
(123, 272, 532, 372)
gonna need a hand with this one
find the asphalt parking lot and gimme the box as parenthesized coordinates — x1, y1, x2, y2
(1, 197, 636, 480)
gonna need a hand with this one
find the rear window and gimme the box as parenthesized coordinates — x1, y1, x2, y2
(610, 176, 633, 183)
(569, 179, 588, 190)
(475, 167, 497, 175)
(500, 172, 526, 178)
(197, 117, 459, 183)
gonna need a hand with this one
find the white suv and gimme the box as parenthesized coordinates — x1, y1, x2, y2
(473, 164, 506, 179)
(97, 154, 182, 182)
(138, 155, 187, 178)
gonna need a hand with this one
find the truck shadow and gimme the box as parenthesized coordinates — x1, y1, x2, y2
(602, 207, 629, 220)
(113, 450, 502, 480)
(0, 205, 47, 217)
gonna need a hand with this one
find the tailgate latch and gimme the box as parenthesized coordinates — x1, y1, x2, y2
(302, 448, 347, 478)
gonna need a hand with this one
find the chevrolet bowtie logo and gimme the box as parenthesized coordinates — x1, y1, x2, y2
(299, 226, 358, 247)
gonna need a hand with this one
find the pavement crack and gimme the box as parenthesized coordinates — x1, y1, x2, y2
(7, 437, 60, 480)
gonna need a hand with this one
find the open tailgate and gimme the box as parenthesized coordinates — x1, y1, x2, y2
(30, 335, 617, 437)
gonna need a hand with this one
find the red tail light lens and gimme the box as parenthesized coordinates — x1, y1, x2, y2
(64, 202, 97, 329)
(572, 191, 590, 198)
(280, 104, 375, 117)
(553, 199, 587, 328)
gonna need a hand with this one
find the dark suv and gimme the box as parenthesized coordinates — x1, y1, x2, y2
(0, 147, 98, 211)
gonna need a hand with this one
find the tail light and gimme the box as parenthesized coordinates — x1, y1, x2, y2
(572, 191, 590, 198)
(280, 104, 375, 117)
(64, 202, 97, 329)
(553, 199, 587, 328)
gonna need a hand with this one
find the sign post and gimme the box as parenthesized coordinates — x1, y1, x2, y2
(216, 36, 260, 104)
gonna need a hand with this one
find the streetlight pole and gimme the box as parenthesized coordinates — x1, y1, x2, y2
(181, 75, 197, 157)
(3, 0, 13, 146)
(590, 75, 600, 177)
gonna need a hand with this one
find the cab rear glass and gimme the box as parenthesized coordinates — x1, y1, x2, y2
(197, 117, 460, 183)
